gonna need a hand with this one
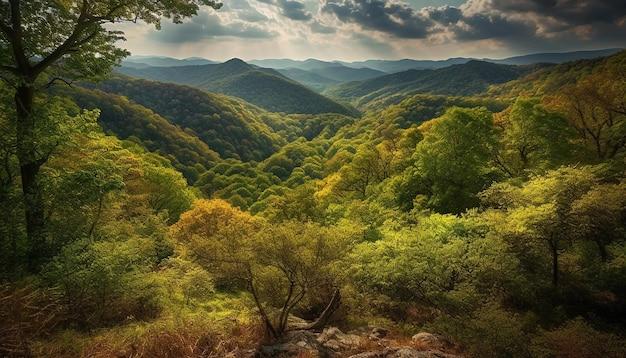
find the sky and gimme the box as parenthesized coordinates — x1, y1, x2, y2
(116, 0, 626, 61)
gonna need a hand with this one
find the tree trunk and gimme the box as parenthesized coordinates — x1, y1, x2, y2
(549, 241, 559, 287)
(15, 85, 47, 272)
(596, 239, 608, 262)
(297, 289, 341, 332)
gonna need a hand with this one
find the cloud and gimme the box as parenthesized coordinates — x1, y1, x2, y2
(320, 0, 626, 48)
(453, 0, 626, 48)
(321, 0, 433, 38)
(310, 20, 337, 33)
(223, 0, 268, 22)
(121, 0, 626, 61)
(256, 0, 313, 21)
(279, 0, 313, 20)
(488, 0, 626, 25)
(148, 12, 276, 43)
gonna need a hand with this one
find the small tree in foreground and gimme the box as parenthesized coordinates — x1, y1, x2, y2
(171, 199, 356, 340)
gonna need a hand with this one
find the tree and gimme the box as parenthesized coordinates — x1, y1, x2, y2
(333, 141, 401, 199)
(171, 199, 356, 339)
(401, 107, 497, 213)
(570, 181, 626, 261)
(0, 0, 221, 272)
(481, 167, 597, 286)
(495, 98, 575, 176)
(350, 214, 519, 314)
(550, 72, 626, 160)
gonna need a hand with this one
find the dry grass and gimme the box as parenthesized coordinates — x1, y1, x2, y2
(78, 321, 262, 358)
(0, 284, 65, 357)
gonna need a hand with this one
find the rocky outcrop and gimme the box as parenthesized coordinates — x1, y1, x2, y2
(257, 327, 462, 358)
(411, 333, 453, 350)
(258, 330, 334, 357)
(348, 347, 460, 358)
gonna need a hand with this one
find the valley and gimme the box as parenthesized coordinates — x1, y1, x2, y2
(1, 2, 625, 356)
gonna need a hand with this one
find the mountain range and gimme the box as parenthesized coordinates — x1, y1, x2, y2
(117, 59, 356, 115)
(324, 60, 539, 108)
(120, 49, 621, 94)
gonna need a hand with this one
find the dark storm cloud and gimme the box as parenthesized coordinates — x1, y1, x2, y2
(321, 0, 626, 48)
(491, 0, 626, 25)
(450, 12, 537, 41)
(149, 13, 275, 43)
(458, 0, 626, 47)
(423, 5, 462, 25)
(321, 0, 433, 38)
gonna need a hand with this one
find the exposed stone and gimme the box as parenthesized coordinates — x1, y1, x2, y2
(369, 327, 390, 340)
(411, 332, 452, 350)
(257, 326, 460, 358)
(258, 330, 334, 357)
(348, 347, 461, 358)
(317, 326, 363, 351)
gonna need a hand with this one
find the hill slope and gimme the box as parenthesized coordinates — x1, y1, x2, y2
(489, 48, 623, 65)
(122, 55, 216, 68)
(118, 59, 357, 115)
(489, 50, 626, 98)
(336, 49, 621, 72)
(54, 86, 220, 181)
(81, 77, 289, 161)
(276, 68, 340, 92)
(325, 60, 533, 108)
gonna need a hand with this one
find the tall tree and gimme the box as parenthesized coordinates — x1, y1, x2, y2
(495, 98, 575, 177)
(0, 0, 221, 271)
(550, 72, 626, 160)
(404, 107, 497, 213)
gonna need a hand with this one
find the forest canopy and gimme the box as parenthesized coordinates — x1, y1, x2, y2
(1, 1, 625, 356)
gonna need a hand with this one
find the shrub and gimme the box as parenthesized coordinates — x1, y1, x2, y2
(531, 318, 626, 358)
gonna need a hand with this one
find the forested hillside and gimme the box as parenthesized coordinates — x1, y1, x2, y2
(1, 2, 625, 357)
(53, 85, 220, 182)
(80, 77, 287, 162)
(325, 60, 537, 108)
(118, 59, 357, 115)
(489, 50, 626, 98)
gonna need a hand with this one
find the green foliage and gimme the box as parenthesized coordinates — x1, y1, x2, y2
(431, 303, 536, 358)
(530, 318, 626, 358)
(171, 199, 359, 337)
(2, 32, 626, 356)
(350, 214, 519, 313)
(83, 78, 287, 161)
(480, 167, 599, 287)
(54, 85, 219, 183)
(398, 107, 498, 213)
(325, 60, 530, 108)
(496, 98, 576, 176)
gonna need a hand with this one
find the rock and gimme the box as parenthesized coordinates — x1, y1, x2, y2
(369, 327, 389, 339)
(348, 347, 461, 358)
(258, 330, 334, 357)
(324, 339, 342, 351)
(411, 332, 452, 350)
(318, 327, 345, 342)
(316, 327, 363, 352)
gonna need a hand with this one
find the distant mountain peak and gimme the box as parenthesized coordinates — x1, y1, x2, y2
(225, 57, 247, 64)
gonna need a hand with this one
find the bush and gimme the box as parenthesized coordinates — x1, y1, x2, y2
(531, 318, 626, 358)
(431, 303, 536, 358)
